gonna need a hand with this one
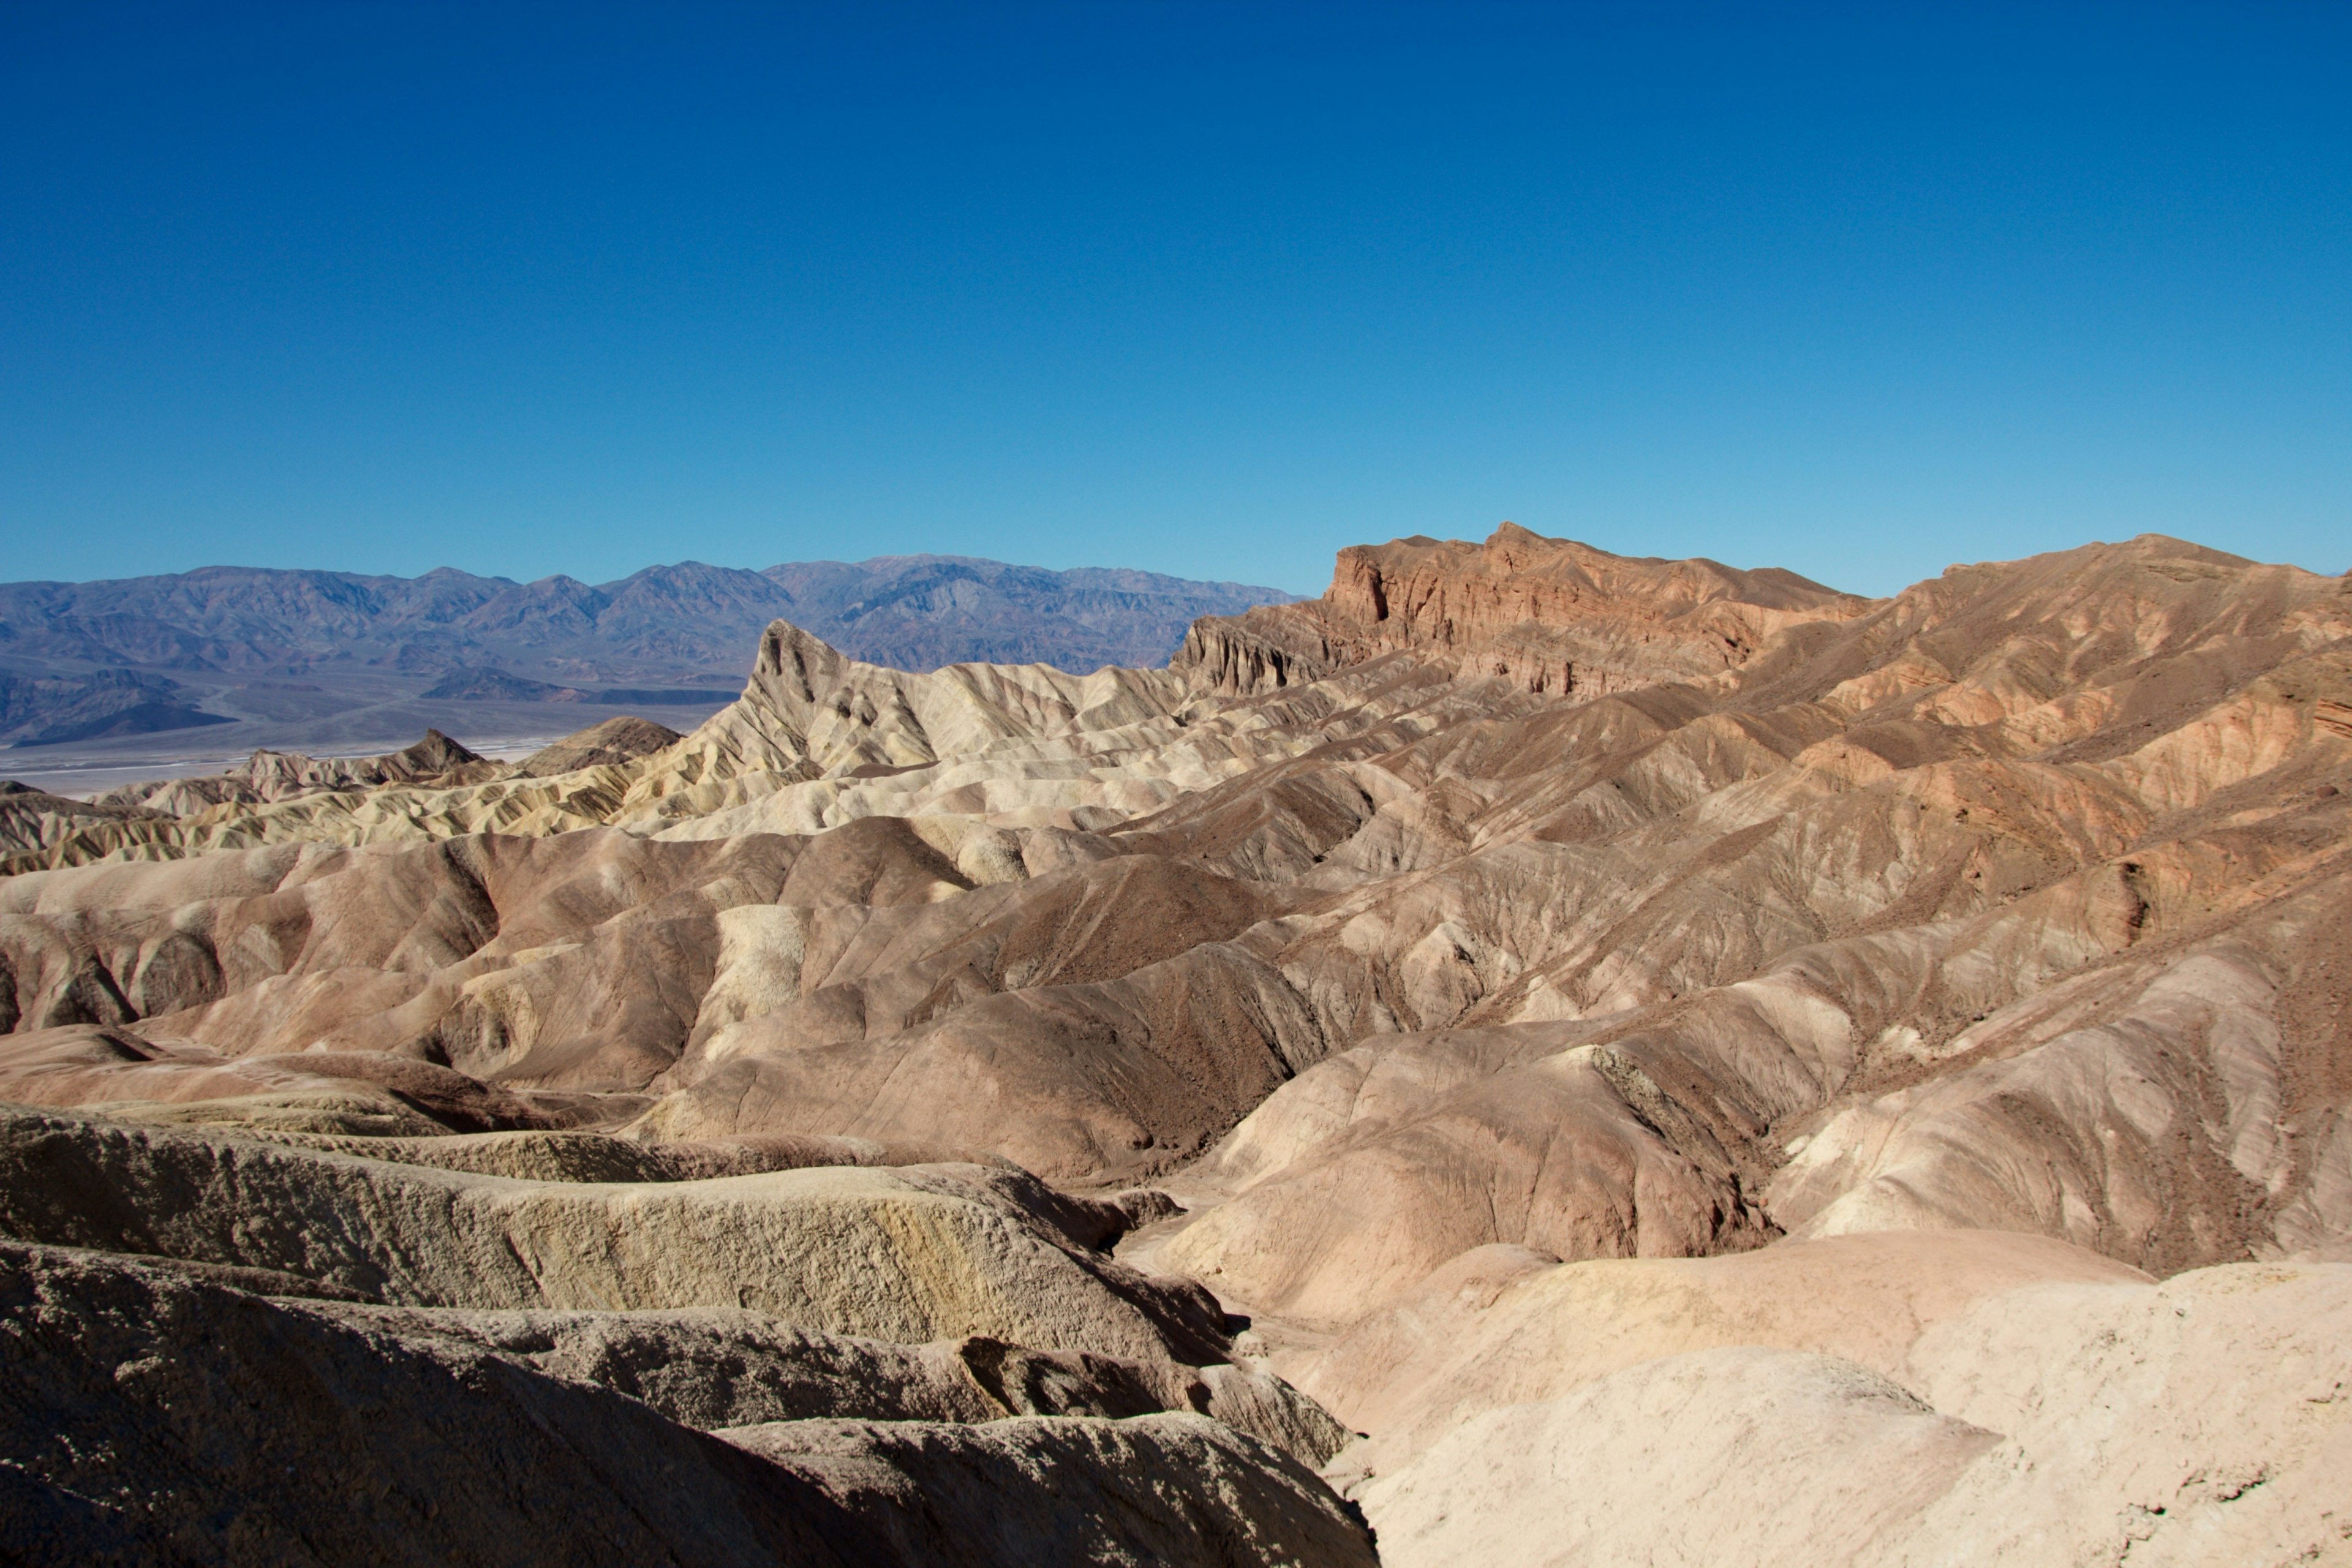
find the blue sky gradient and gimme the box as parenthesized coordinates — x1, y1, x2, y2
(3, 2, 2346, 596)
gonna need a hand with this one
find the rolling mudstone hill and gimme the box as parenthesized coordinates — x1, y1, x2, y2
(2, 522, 2349, 1565)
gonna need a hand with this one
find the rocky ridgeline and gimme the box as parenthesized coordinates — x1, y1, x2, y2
(1178, 522, 1872, 697)
(2, 524, 2350, 1564)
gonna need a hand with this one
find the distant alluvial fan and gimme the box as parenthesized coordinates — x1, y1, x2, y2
(0, 667, 232, 747)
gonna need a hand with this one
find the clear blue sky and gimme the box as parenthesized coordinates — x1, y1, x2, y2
(3, 2, 2346, 597)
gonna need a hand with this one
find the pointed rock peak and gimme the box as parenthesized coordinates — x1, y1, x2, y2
(753, 619, 861, 705)
(756, 619, 854, 672)
(402, 729, 486, 769)
(517, 715, 683, 778)
(2119, 532, 2257, 568)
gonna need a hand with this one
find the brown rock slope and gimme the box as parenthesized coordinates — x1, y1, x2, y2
(1158, 528, 2352, 1314)
(93, 726, 508, 813)
(516, 713, 682, 775)
(0, 780, 167, 856)
(1, 1241, 1371, 1567)
(1178, 520, 1871, 696)
(2, 521, 2349, 1562)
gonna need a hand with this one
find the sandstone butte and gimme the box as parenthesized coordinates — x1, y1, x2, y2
(2, 521, 2349, 1567)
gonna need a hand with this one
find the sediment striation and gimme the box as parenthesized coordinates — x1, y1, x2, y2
(3, 522, 2348, 1565)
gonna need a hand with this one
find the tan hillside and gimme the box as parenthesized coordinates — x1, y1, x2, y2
(4, 523, 2349, 1564)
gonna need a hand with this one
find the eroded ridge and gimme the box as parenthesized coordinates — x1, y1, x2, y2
(4, 523, 2349, 1565)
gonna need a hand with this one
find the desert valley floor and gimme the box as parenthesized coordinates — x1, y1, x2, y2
(2, 524, 2349, 1566)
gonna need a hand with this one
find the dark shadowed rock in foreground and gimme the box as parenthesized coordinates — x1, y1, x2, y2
(6, 522, 2350, 1566)
(0, 1241, 1378, 1567)
(725, 1414, 1371, 1567)
(0, 1242, 878, 1567)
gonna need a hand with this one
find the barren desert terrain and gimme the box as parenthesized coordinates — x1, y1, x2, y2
(4, 523, 2348, 1566)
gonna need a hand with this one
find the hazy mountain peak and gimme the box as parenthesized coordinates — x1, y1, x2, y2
(0, 552, 1298, 757)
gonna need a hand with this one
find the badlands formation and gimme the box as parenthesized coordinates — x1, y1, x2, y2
(2, 522, 2350, 1565)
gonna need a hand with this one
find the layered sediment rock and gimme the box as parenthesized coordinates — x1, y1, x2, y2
(0, 1108, 1227, 1360)
(4, 522, 2349, 1562)
(0, 1242, 1370, 1567)
(1178, 522, 1871, 696)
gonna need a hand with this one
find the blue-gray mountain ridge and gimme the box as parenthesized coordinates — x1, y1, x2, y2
(0, 555, 1296, 746)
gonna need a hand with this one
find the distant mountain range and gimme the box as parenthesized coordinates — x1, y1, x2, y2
(0, 556, 1296, 751)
